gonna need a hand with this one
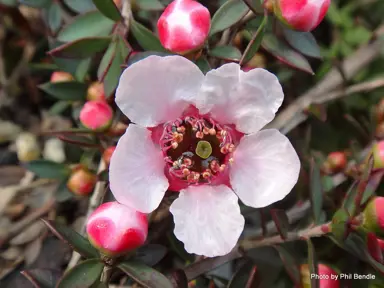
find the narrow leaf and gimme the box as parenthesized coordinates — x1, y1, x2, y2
(92, 0, 122, 21)
(209, 0, 249, 36)
(241, 15, 267, 65)
(282, 27, 321, 59)
(25, 160, 70, 179)
(132, 244, 167, 267)
(19, 0, 50, 8)
(130, 20, 168, 52)
(57, 11, 115, 42)
(208, 45, 242, 61)
(56, 180, 73, 203)
(57, 259, 104, 288)
(274, 246, 301, 285)
(118, 261, 173, 288)
(270, 209, 289, 240)
(39, 81, 87, 101)
(63, 0, 95, 13)
(195, 56, 211, 74)
(48, 37, 111, 58)
(41, 220, 99, 258)
(307, 239, 319, 288)
(262, 34, 314, 74)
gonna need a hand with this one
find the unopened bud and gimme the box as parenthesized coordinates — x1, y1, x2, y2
(86, 201, 148, 257)
(79, 100, 113, 131)
(67, 166, 97, 196)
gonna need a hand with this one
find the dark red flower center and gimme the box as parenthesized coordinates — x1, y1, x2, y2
(159, 115, 235, 185)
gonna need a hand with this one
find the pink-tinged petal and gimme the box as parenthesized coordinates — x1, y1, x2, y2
(277, 0, 330, 32)
(197, 63, 284, 134)
(230, 129, 300, 208)
(170, 185, 244, 257)
(157, 0, 211, 53)
(109, 125, 169, 213)
(115, 55, 204, 127)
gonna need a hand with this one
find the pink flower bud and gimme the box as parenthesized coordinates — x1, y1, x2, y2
(50, 71, 74, 83)
(86, 201, 148, 257)
(67, 166, 97, 196)
(363, 197, 384, 237)
(273, 0, 331, 32)
(79, 100, 113, 131)
(157, 0, 211, 54)
(372, 141, 384, 170)
(103, 146, 116, 166)
(300, 263, 340, 288)
(87, 82, 106, 101)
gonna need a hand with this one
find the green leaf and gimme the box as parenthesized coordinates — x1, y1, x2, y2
(100, 36, 130, 96)
(49, 100, 71, 115)
(92, 0, 122, 21)
(48, 37, 111, 58)
(331, 209, 350, 242)
(132, 244, 167, 267)
(208, 45, 241, 61)
(118, 261, 173, 288)
(274, 246, 301, 285)
(210, 0, 249, 36)
(241, 15, 267, 65)
(58, 11, 115, 42)
(282, 27, 321, 59)
(75, 58, 92, 82)
(228, 261, 258, 288)
(195, 56, 211, 74)
(310, 158, 323, 224)
(270, 209, 289, 240)
(307, 239, 319, 288)
(41, 220, 99, 258)
(136, 0, 164, 10)
(262, 34, 314, 74)
(25, 160, 70, 179)
(56, 180, 73, 203)
(130, 20, 168, 52)
(21, 269, 61, 288)
(19, 0, 50, 8)
(39, 81, 87, 101)
(342, 180, 359, 215)
(57, 259, 104, 288)
(46, 2, 62, 33)
(63, 0, 96, 13)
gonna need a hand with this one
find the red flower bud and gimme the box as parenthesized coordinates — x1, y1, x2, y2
(86, 201, 148, 257)
(87, 82, 106, 101)
(157, 0, 211, 54)
(300, 263, 340, 288)
(367, 232, 384, 263)
(79, 100, 113, 131)
(372, 141, 384, 170)
(67, 166, 97, 196)
(103, 146, 116, 166)
(273, 0, 331, 32)
(327, 151, 347, 173)
(363, 197, 384, 238)
(50, 71, 74, 83)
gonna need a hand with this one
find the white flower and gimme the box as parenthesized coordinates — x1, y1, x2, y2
(110, 55, 301, 257)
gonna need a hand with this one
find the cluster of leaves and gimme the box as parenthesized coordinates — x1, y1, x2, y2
(1, 0, 384, 287)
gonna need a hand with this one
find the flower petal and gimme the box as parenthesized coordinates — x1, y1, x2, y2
(109, 125, 169, 213)
(230, 129, 300, 208)
(170, 185, 244, 257)
(197, 63, 284, 133)
(116, 55, 204, 127)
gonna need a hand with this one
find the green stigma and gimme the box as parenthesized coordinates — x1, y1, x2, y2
(196, 141, 212, 159)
